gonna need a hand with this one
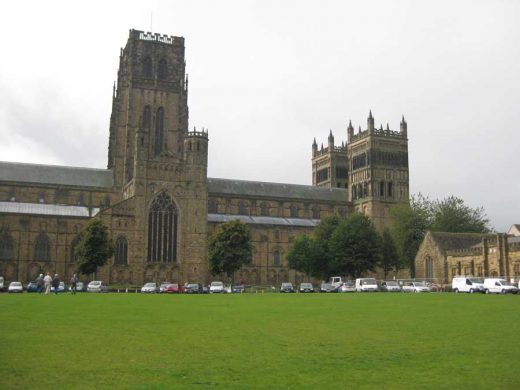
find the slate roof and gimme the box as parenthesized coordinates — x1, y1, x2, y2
(208, 214, 320, 227)
(0, 201, 99, 218)
(0, 161, 113, 188)
(208, 178, 348, 202)
(428, 231, 494, 254)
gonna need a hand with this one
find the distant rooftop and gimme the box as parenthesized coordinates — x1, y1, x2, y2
(0, 161, 113, 188)
(208, 178, 348, 203)
(208, 214, 320, 227)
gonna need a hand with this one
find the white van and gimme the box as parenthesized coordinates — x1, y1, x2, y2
(355, 278, 378, 292)
(483, 278, 519, 294)
(452, 277, 484, 294)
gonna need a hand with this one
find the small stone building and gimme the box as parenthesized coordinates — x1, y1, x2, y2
(415, 231, 520, 284)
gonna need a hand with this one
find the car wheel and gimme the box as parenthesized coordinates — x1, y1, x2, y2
(469, 289, 474, 294)
(485, 289, 490, 294)
(454, 288, 459, 294)
(501, 289, 506, 294)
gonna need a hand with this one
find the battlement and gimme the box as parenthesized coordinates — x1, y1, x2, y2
(350, 127, 405, 142)
(314, 145, 346, 158)
(130, 29, 183, 46)
(186, 127, 209, 140)
(446, 247, 483, 257)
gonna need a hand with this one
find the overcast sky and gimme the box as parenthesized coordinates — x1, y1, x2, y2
(0, 0, 518, 231)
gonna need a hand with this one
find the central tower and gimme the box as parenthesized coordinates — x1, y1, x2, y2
(105, 29, 209, 284)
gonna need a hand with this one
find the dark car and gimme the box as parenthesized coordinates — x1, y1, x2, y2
(280, 282, 295, 293)
(299, 283, 314, 293)
(320, 282, 336, 293)
(185, 283, 203, 294)
(231, 285, 245, 293)
(26, 281, 39, 293)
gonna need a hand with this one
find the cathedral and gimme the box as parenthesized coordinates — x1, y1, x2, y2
(0, 29, 409, 286)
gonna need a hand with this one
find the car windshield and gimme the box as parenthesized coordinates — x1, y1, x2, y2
(11, 282, 22, 286)
(469, 278, 483, 283)
(188, 284, 198, 288)
(385, 281, 398, 286)
(414, 282, 426, 286)
(91, 281, 101, 286)
(211, 282, 223, 287)
(362, 279, 376, 285)
(282, 283, 293, 287)
(170, 284, 178, 288)
(321, 283, 331, 288)
(499, 281, 514, 286)
(301, 283, 312, 288)
(145, 283, 156, 287)
(345, 282, 354, 286)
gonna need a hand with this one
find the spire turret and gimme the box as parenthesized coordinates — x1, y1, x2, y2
(312, 137, 318, 157)
(400, 115, 407, 137)
(328, 129, 334, 149)
(367, 110, 375, 132)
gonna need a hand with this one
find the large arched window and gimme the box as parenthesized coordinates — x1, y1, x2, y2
(143, 56, 153, 78)
(115, 236, 128, 265)
(34, 233, 51, 262)
(155, 107, 164, 155)
(425, 256, 434, 279)
(157, 58, 167, 79)
(148, 192, 178, 263)
(143, 106, 151, 129)
(70, 235, 81, 262)
(0, 232, 14, 261)
(273, 250, 281, 267)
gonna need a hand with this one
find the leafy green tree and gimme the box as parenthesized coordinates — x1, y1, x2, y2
(380, 229, 400, 279)
(76, 219, 114, 277)
(329, 213, 382, 278)
(208, 220, 252, 280)
(287, 235, 328, 280)
(430, 196, 491, 233)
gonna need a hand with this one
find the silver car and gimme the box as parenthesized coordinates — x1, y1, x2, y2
(380, 280, 402, 292)
(402, 281, 431, 293)
(338, 281, 356, 293)
(87, 281, 108, 293)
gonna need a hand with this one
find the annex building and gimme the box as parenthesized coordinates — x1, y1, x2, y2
(0, 29, 410, 286)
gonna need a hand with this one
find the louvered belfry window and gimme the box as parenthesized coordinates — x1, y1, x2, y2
(147, 192, 177, 263)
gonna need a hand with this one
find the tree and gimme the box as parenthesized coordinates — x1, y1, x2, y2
(329, 213, 382, 278)
(286, 235, 328, 280)
(380, 229, 400, 279)
(430, 196, 491, 233)
(208, 220, 252, 280)
(76, 219, 114, 277)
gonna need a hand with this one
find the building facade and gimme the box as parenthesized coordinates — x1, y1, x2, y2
(0, 29, 409, 286)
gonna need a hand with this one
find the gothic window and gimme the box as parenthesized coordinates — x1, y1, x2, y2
(147, 192, 178, 263)
(208, 198, 217, 214)
(388, 181, 393, 197)
(312, 206, 320, 219)
(155, 107, 164, 155)
(357, 184, 362, 199)
(143, 106, 151, 129)
(352, 186, 357, 200)
(273, 250, 281, 267)
(38, 192, 45, 203)
(143, 56, 153, 78)
(70, 235, 81, 262)
(238, 200, 248, 215)
(274, 229, 280, 241)
(290, 204, 298, 218)
(0, 232, 14, 261)
(8, 188, 15, 202)
(425, 256, 434, 279)
(380, 181, 385, 197)
(78, 193, 85, 206)
(157, 58, 168, 79)
(260, 202, 269, 217)
(34, 233, 51, 262)
(104, 195, 111, 207)
(115, 236, 128, 265)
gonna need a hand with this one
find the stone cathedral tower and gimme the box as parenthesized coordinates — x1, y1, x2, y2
(105, 29, 209, 283)
(312, 111, 409, 231)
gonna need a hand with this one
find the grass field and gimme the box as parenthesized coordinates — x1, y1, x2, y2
(1, 292, 519, 389)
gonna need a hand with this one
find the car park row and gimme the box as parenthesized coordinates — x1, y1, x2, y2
(1, 277, 519, 294)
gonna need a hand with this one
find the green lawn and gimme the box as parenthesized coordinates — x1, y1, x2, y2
(1, 293, 519, 389)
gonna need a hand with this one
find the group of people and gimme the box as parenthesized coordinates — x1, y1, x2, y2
(34, 273, 78, 295)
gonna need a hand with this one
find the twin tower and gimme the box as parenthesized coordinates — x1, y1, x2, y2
(312, 111, 409, 230)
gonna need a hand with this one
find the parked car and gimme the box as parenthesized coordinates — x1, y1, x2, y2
(280, 282, 295, 293)
(0, 276, 5, 291)
(483, 278, 519, 294)
(26, 281, 39, 293)
(159, 283, 171, 293)
(87, 281, 108, 293)
(8, 281, 23, 293)
(162, 283, 181, 293)
(380, 280, 401, 292)
(320, 282, 336, 293)
(231, 284, 245, 293)
(329, 276, 345, 290)
(51, 282, 68, 293)
(338, 281, 356, 293)
(402, 281, 431, 293)
(75, 281, 85, 292)
(299, 282, 314, 293)
(355, 278, 378, 292)
(452, 277, 485, 293)
(141, 282, 158, 293)
(209, 281, 225, 293)
(185, 283, 203, 294)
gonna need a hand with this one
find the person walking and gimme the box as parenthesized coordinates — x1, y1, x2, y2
(43, 273, 52, 295)
(52, 274, 60, 295)
(35, 273, 44, 294)
(70, 274, 78, 295)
